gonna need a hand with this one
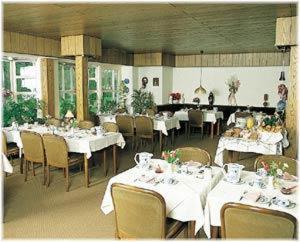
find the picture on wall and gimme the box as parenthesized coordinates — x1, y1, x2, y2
(153, 77, 159, 86)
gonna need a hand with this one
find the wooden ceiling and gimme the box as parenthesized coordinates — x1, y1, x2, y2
(3, 3, 297, 54)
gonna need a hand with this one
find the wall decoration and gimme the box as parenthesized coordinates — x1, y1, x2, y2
(208, 91, 215, 106)
(141, 77, 148, 89)
(124, 86, 129, 94)
(277, 84, 288, 112)
(170, 92, 181, 104)
(263, 94, 269, 107)
(226, 75, 240, 106)
(124, 78, 130, 84)
(153, 77, 159, 86)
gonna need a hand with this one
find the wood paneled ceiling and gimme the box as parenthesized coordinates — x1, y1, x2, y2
(3, 3, 297, 54)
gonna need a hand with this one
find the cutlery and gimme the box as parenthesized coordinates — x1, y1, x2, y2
(239, 191, 247, 201)
(269, 196, 276, 207)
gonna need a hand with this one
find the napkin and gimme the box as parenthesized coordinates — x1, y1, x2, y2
(283, 172, 298, 181)
(138, 174, 155, 183)
(244, 191, 261, 202)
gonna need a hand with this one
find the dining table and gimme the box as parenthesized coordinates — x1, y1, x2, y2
(101, 159, 223, 238)
(98, 114, 181, 152)
(2, 124, 126, 187)
(173, 109, 224, 139)
(203, 170, 298, 238)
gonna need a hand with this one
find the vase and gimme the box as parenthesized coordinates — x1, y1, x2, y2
(173, 100, 179, 104)
(267, 176, 275, 190)
(228, 92, 237, 106)
(208, 92, 214, 106)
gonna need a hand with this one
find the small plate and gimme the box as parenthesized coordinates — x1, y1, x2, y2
(248, 181, 266, 189)
(256, 195, 270, 204)
(272, 197, 296, 209)
(223, 177, 245, 185)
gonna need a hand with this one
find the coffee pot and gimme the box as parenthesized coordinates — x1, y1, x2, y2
(222, 163, 244, 183)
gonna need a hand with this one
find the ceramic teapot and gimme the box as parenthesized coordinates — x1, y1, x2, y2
(134, 152, 153, 168)
(222, 163, 244, 183)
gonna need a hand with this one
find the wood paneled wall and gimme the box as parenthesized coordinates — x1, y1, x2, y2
(100, 48, 130, 65)
(4, 31, 60, 57)
(162, 53, 175, 67)
(175, 52, 290, 67)
(61, 35, 101, 57)
(276, 16, 297, 46)
(41, 58, 55, 117)
(134, 52, 175, 66)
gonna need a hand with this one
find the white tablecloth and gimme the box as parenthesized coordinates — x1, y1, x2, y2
(3, 126, 126, 159)
(174, 110, 224, 124)
(1, 153, 13, 173)
(98, 114, 180, 136)
(101, 162, 223, 235)
(203, 171, 298, 238)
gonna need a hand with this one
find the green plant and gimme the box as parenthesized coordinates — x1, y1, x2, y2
(100, 98, 117, 113)
(131, 89, 155, 114)
(3, 95, 44, 127)
(161, 150, 181, 164)
(60, 98, 76, 118)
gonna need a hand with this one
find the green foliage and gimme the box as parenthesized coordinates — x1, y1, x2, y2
(60, 98, 76, 118)
(118, 80, 127, 109)
(3, 95, 44, 127)
(131, 89, 155, 114)
(100, 97, 117, 113)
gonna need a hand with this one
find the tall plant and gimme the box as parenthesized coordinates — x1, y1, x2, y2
(131, 89, 155, 114)
(60, 98, 76, 118)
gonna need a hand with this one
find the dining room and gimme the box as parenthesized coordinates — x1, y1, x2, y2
(1, 1, 299, 239)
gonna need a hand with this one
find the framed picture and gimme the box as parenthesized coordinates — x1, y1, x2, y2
(153, 77, 159, 86)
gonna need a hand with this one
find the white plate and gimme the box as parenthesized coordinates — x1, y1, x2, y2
(256, 195, 270, 204)
(223, 177, 245, 185)
(272, 197, 296, 209)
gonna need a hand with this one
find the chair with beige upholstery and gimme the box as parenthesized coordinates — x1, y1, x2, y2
(175, 147, 211, 166)
(221, 202, 297, 239)
(235, 112, 252, 119)
(21, 131, 46, 184)
(47, 118, 62, 127)
(135, 116, 157, 152)
(103, 122, 119, 133)
(116, 115, 135, 150)
(188, 109, 204, 139)
(254, 155, 297, 176)
(145, 108, 156, 117)
(78, 120, 94, 129)
(2, 131, 21, 173)
(115, 108, 127, 114)
(42, 134, 84, 192)
(111, 183, 187, 239)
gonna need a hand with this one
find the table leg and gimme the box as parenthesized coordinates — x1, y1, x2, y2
(210, 122, 214, 139)
(211, 225, 219, 238)
(216, 119, 220, 136)
(187, 221, 196, 238)
(113, 145, 117, 175)
(228, 150, 233, 163)
(159, 131, 163, 152)
(185, 122, 188, 139)
(171, 128, 175, 147)
(84, 154, 89, 188)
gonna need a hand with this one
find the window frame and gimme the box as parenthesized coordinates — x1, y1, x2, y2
(58, 61, 76, 102)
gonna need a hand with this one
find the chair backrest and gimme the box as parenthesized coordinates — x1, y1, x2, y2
(42, 134, 69, 167)
(175, 147, 211, 166)
(2, 131, 8, 155)
(116, 115, 134, 135)
(48, 118, 62, 127)
(111, 183, 166, 239)
(135, 116, 153, 137)
(115, 108, 126, 114)
(103, 122, 119, 132)
(254, 155, 297, 176)
(235, 112, 252, 119)
(221, 202, 297, 239)
(146, 108, 156, 117)
(20, 131, 45, 164)
(188, 110, 203, 126)
(78, 120, 94, 129)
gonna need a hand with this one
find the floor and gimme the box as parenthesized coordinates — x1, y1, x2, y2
(3, 129, 259, 238)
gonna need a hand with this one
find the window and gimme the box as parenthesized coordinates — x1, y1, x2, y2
(88, 65, 100, 114)
(2, 58, 39, 99)
(58, 62, 76, 117)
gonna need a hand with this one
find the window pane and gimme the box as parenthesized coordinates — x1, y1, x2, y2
(16, 78, 34, 92)
(2, 61, 11, 90)
(58, 63, 63, 90)
(16, 62, 33, 76)
(88, 67, 96, 78)
(102, 69, 113, 90)
(89, 93, 98, 105)
(89, 79, 97, 90)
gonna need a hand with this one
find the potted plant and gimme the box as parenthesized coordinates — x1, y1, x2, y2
(226, 76, 240, 106)
(131, 89, 155, 114)
(161, 150, 181, 172)
(170, 92, 181, 104)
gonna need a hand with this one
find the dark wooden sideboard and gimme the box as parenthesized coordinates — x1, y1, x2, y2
(157, 103, 276, 121)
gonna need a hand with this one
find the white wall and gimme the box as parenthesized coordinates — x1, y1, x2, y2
(172, 66, 289, 107)
(162, 67, 173, 104)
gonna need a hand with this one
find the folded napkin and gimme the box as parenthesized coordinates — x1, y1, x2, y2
(138, 174, 155, 183)
(283, 172, 298, 181)
(244, 191, 261, 202)
(185, 160, 200, 167)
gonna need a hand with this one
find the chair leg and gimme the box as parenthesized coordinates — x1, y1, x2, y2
(20, 157, 24, 174)
(32, 162, 35, 176)
(42, 163, 46, 185)
(201, 126, 204, 139)
(46, 165, 50, 187)
(24, 160, 28, 182)
(103, 150, 107, 176)
(131, 136, 134, 150)
(63, 168, 66, 178)
(65, 166, 69, 192)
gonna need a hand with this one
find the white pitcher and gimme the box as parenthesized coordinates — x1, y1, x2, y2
(222, 163, 244, 183)
(134, 152, 153, 168)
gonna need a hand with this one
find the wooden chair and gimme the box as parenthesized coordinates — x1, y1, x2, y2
(42, 134, 84, 192)
(78, 120, 94, 129)
(2, 131, 21, 173)
(188, 110, 204, 139)
(103, 122, 119, 133)
(115, 108, 126, 114)
(20, 131, 46, 184)
(116, 115, 135, 150)
(175, 147, 211, 166)
(135, 116, 157, 152)
(254, 155, 297, 176)
(47, 118, 62, 127)
(145, 108, 156, 117)
(221, 202, 297, 238)
(111, 183, 187, 239)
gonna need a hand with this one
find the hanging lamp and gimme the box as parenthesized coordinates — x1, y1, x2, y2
(194, 50, 207, 95)
(279, 48, 286, 81)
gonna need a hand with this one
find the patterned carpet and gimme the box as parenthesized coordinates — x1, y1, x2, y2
(3, 130, 258, 238)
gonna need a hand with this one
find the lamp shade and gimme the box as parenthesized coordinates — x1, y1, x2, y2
(194, 85, 207, 95)
(65, 110, 74, 118)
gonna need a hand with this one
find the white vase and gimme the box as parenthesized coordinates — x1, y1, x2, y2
(267, 176, 274, 190)
(228, 92, 237, 106)
(173, 100, 179, 104)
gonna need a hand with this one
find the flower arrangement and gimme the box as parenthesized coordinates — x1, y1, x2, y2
(226, 76, 241, 94)
(170, 92, 181, 101)
(70, 118, 78, 128)
(161, 150, 180, 164)
(260, 160, 289, 177)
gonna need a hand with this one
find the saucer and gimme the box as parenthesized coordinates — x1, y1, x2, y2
(256, 195, 270, 204)
(223, 177, 245, 185)
(272, 197, 296, 209)
(248, 181, 266, 189)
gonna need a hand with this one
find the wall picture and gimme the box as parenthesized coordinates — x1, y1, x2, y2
(153, 77, 159, 86)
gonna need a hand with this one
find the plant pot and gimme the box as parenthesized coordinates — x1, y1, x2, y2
(172, 100, 179, 104)
(228, 92, 237, 106)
